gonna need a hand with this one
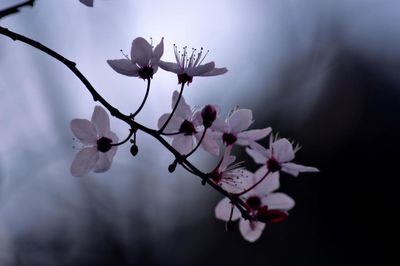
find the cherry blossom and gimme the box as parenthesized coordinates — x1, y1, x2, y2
(246, 137, 319, 177)
(70, 106, 118, 177)
(159, 45, 227, 84)
(107, 37, 164, 80)
(157, 91, 203, 154)
(208, 147, 251, 193)
(214, 108, 272, 147)
(215, 168, 295, 242)
(79, 0, 93, 7)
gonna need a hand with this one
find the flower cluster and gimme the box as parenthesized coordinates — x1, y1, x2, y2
(69, 36, 319, 242)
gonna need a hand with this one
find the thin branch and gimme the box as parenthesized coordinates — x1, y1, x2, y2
(0, 0, 35, 19)
(0, 26, 250, 220)
(158, 82, 185, 133)
(131, 78, 151, 118)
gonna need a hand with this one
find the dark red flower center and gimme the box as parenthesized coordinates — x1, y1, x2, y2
(209, 171, 222, 184)
(246, 196, 262, 210)
(201, 105, 217, 128)
(267, 157, 282, 172)
(179, 120, 196, 135)
(257, 206, 288, 224)
(178, 73, 193, 84)
(97, 137, 112, 153)
(138, 66, 154, 80)
(222, 133, 237, 146)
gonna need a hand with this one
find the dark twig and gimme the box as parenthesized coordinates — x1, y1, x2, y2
(0, 0, 35, 19)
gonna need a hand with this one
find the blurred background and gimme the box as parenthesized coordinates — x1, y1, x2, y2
(0, 0, 397, 265)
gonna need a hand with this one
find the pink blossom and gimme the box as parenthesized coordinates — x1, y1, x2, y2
(215, 108, 272, 147)
(246, 137, 319, 177)
(215, 168, 294, 242)
(70, 106, 118, 177)
(107, 37, 164, 80)
(159, 45, 227, 84)
(208, 147, 251, 193)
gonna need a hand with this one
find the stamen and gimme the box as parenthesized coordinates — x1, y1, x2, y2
(197, 49, 209, 66)
(120, 49, 129, 60)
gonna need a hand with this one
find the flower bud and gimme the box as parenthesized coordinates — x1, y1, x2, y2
(201, 105, 217, 128)
(130, 144, 139, 157)
(168, 160, 177, 173)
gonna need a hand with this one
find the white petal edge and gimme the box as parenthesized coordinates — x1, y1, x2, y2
(228, 109, 253, 133)
(70, 119, 97, 145)
(70, 147, 99, 177)
(199, 67, 228, 76)
(215, 197, 241, 221)
(107, 59, 139, 77)
(239, 219, 266, 242)
(281, 162, 319, 177)
(263, 192, 295, 211)
(271, 138, 295, 163)
(91, 106, 110, 136)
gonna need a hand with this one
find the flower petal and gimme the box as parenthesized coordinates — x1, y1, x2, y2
(197, 131, 220, 156)
(157, 113, 183, 133)
(172, 91, 191, 119)
(151, 37, 164, 65)
(187, 61, 215, 76)
(70, 119, 97, 145)
(158, 60, 181, 73)
(215, 197, 241, 222)
(172, 135, 194, 154)
(271, 138, 295, 163)
(263, 192, 295, 211)
(239, 219, 265, 242)
(131, 37, 153, 67)
(107, 59, 139, 77)
(281, 162, 319, 177)
(253, 169, 280, 195)
(211, 117, 229, 132)
(228, 109, 253, 133)
(70, 147, 99, 177)
(91, 106, 110, 137)
(236, 127, 272, 145)
(105, 131, 119, 161)
(79, 0, 93, 7)
(246, 147, 267, 165)
(93, 152, 112, 173)
(199, 67, 228, 76)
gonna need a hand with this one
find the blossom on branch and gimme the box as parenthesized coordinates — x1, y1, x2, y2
(208, 147, 251, 193)
(215, 168, 295, 242)
(246, 137, 319, 177)
(159, 45, 227, 84)
(107, 37, 164, 80)
(214, 108, 272, 147)
(70, 106, 118, 177)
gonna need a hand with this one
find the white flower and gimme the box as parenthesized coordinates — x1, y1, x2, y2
(208, 147, 251, 193)
(79, 0, 93, 7)
(159, 45, 227, 84)
(107, 37, 164, 80)
(70, 106, 118, 177)
(157, 91, 203, 154)
(246, 137, 319, 177)
(215, 168, 295, 242)
(215, 108, 272, 147)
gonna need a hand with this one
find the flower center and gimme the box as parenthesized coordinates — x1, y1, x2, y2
(222, 133, 237, 146)
(201, 105, 217, 128)
(178, 73, 193, 84)
(179, 120, 196, 135)
(246, 196, 262, 210)
(209, 171, 222, 184)
(97, 137, 112, 153)
(267, 157, 282, 172)
(138, 66, 154, 80)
